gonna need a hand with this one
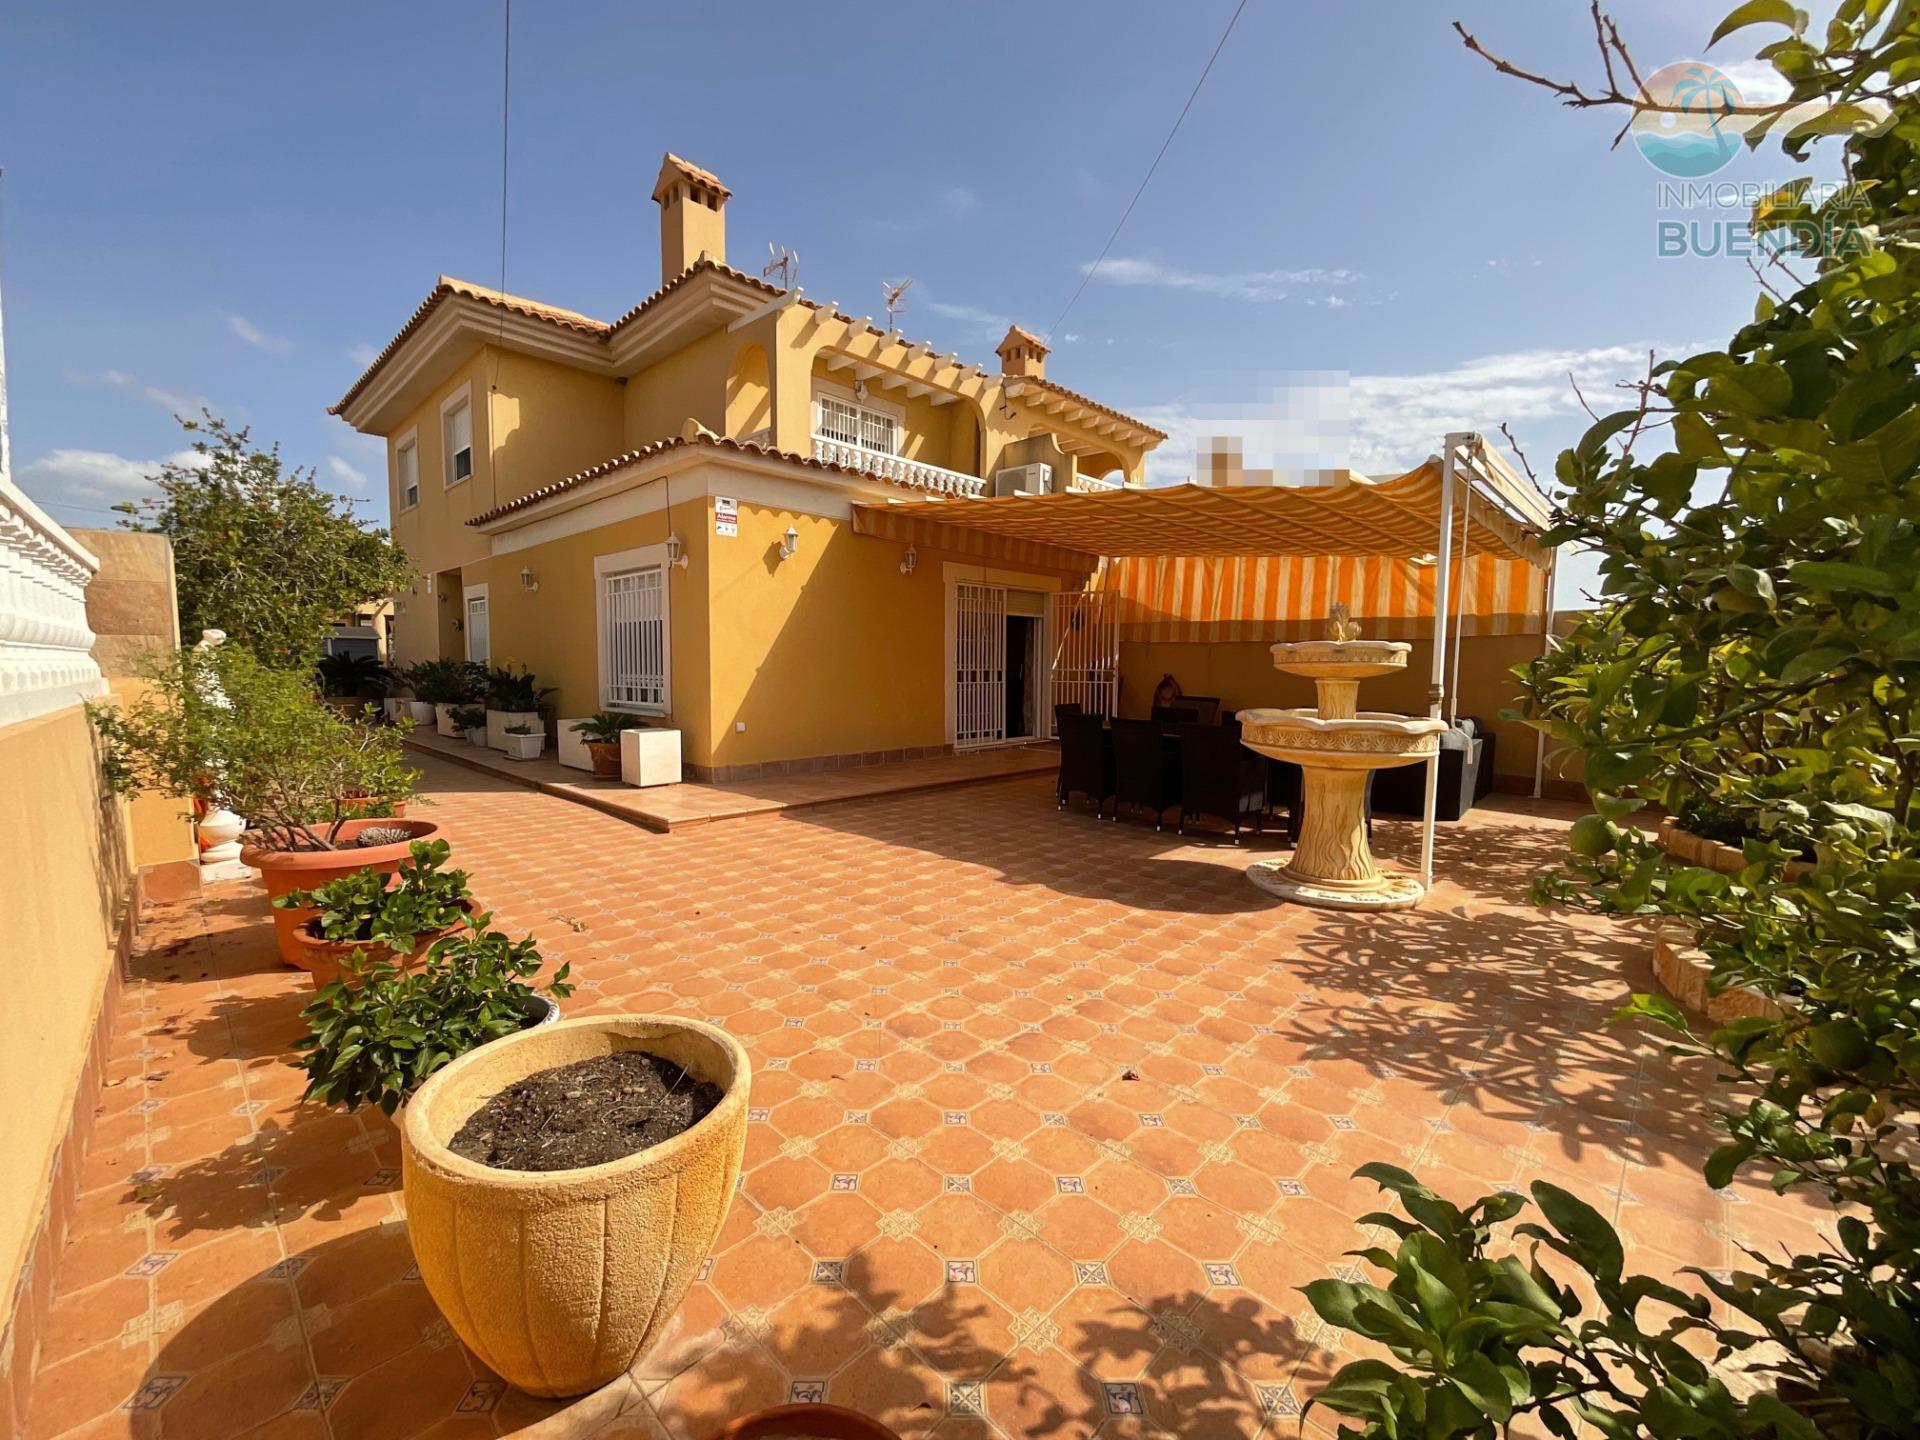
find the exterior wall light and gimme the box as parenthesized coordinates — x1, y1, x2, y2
(900, 544, 917, 575)
(779, 524, 800, 561)
(519, 566, 540, 591)
(665, 532, 689, 569)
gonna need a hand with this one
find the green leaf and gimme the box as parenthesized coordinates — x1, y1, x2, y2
(1709, 0, 1798, 46)
(1530, 1182, 1624, 1285)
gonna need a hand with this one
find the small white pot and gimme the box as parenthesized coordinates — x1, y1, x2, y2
(462, 726, 488, 745)
(503, 732, 545, 761)
(435, 703, 461, 737)
(407, 700, 436, 725)
(556, 718, 595, 771)
(486, 709, 540, 752)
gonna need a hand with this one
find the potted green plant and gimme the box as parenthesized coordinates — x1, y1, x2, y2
(292, 917, 572, 1115)
(449, 704, 488, 745)
(90, 643, 438, 966)
(502, 722, 544, 762)
(315, 651, 387, 717)
(484, 662, 556, 752)
(274, 839, 476, 987)
(396, 660, 441, 726)
(407, 657, 487, 736)
(570, 711, 644, 778)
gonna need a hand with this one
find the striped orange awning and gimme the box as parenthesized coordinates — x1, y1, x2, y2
(851, 461, 1548, 567)
(850, 459, 1555, 639)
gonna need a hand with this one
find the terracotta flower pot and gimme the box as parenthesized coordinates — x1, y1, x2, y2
(243, 817, 449, 969)
(586, 740, 622, 778)
(400, 1015, 749, 1398)
(292, 900, 477, 989)
(709, 1405, 903, 1440)
(340, 792, 409, 818)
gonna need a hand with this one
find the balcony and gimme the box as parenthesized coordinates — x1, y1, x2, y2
(812, 434, 986, 498)
(1067, 474, 1123, 492)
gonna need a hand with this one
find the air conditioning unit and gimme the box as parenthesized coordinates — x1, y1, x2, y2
(993, 463, 1054, 497)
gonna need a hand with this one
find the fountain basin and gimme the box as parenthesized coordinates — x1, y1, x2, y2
(1267, 638, 1413, 682)
(1238, 708, 1446, 771)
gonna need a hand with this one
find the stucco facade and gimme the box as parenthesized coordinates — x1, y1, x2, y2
(334, 153, 1163, 778)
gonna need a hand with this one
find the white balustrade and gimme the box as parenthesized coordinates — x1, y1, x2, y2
(812, 435, 986, 499)
(1067, 475, 1124, 492)
(0, 479, 105, 727)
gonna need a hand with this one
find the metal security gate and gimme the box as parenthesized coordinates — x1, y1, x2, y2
(602, 566, 665, 709)
(954, 582, 1007, 749)
(1047, 591, 1118, 732)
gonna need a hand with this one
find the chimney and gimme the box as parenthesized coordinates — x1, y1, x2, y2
(995, 325, 1049, 380)
(652, 153, 730, 286)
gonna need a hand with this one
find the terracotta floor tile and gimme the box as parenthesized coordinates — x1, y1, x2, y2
(21, 767, 1797, 1438)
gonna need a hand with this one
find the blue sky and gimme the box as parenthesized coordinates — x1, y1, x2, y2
(0, 2, 1809, 603)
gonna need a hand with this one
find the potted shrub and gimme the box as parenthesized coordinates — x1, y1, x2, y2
(292, 918, 573, 1114)
(401, 1014, 749, 1397)
(315, 651, 386, 718)
(449, 704, 488, 745)
(571, 711, 644, 778)
(396, 660, 442, 726)
(407, 657, 486, 736)
(502, 723, 544, 762)
(90, 643, 439, 966)
(274, 839, 476, 987)
(484, 662, 555, 752)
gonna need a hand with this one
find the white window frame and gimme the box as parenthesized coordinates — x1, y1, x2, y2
(812, 381, 903, 457)
(462, 581, 490, 665)
(440, 383, 474, 489)
(593, 543, 671, 715)
(394, 428, 419, 512)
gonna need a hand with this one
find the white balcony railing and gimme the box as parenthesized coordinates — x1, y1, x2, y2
(1067, 474, 1124, 492)
(0, 478, 105, 728)
(812, 435, 986, 499)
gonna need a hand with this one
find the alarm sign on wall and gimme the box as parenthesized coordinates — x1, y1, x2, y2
(714, 496, 738, 538)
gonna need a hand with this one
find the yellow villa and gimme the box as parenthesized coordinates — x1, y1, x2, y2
(332, 153, 1166, 780)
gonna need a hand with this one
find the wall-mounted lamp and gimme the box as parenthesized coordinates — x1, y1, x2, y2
(779, 524, 800, 561)
(438, 588, 450, 604)
(899, 544, 917, 576)
(665, 532, 690, 569)
(519, 565, 540, 592)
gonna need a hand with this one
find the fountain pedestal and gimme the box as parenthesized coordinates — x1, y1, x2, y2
(1236, 626, 1447, 911)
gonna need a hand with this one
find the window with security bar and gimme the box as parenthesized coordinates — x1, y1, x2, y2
(601, 566, 667, 711)
(816, 395, 898, 456)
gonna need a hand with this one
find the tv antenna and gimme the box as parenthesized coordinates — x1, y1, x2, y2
(881, 277, 913, 331)
(764, 242, 799, 289)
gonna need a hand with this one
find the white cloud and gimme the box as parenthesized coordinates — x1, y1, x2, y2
(325, 455, 371, 491)
(15, 447, 208, 508)
(923, 297, 1015, 340)
(1718, 58, 1793, 107)
(1132, 342, 1673, 484)
(225, 312, 293, 353)
(72, 368, 211, 417)
(937, 186, 980, 217)
(1087, 256, 1363, 304)
(347, 343, 379, 368)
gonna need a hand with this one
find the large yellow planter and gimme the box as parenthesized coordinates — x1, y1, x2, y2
(400, 1016, 749, 1397)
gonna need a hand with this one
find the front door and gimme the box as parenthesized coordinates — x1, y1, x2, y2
(465, 592, 490, 665)
(953, 582, 1007, 749)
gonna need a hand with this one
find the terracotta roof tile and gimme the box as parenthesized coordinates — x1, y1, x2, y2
(465, 433, 927, 528)
(653, 153, 731, 202)
(996, 324, 1049, 355)
(1010, 375, 1167, 441)
(328, 276, 610, 416)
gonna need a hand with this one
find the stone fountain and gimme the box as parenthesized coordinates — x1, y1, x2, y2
(1236, 606, 1448, 910)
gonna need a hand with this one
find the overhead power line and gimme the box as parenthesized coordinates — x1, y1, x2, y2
(1044, 0, 1250, 341)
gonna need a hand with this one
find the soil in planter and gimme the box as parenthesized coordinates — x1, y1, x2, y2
(450, 1051, 723, 1171)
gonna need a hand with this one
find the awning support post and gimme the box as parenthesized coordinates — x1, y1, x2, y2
(1532, 547, 1560, 799)
(1421, 433, 1466, 891)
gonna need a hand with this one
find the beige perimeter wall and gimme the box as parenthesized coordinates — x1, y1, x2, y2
(2, 530, 184, 1401)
